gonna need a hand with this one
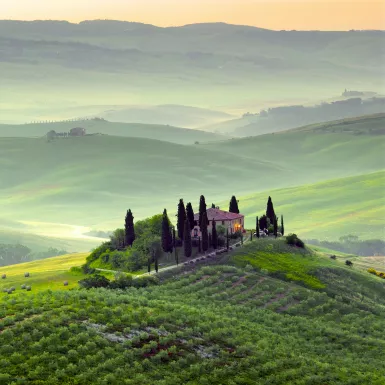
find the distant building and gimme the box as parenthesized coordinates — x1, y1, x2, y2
(69, 127, 86, 136)
(192, 208, 244, 238)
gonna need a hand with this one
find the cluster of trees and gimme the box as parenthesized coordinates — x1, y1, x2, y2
(0, 244, 68, 267)
(252, 196, 284, 240)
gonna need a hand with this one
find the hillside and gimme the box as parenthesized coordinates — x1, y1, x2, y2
(0, 120, 227, 145)
(0, 239, 384, 383)
(233, 171, 385, 240)
(0, 114, 384, 248)
(1, 21, 383, 122)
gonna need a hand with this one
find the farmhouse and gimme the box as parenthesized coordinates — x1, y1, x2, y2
(192, 208, 244, 238)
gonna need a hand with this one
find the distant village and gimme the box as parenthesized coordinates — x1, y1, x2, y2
(46, 127, 86, 140)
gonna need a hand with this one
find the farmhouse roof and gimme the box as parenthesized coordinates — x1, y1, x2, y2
(194, 208, 243, 222)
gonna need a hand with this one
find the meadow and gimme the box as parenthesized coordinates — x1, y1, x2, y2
(0, 238, 384, 384)
(0, 114, 383, 250)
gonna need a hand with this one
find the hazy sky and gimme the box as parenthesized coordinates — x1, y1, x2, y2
(1, 0, 384, 30)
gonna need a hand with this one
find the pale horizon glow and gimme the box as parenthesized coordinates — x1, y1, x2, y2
(1, 0, 384, 30)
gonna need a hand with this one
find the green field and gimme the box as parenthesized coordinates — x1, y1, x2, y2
(0, 239, 384, 384)
(0, 115, 384, 250)
(0, 253, 90, 295)
(0, 120, 228, 145)
(235, 171, 385, 239)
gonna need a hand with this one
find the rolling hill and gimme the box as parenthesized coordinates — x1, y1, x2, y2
(0, 120, 227, 144)
(1, 21, 383, 123)
(232, 171, 385, 240)
(0, 113, 383, 249)
(0, 239, 384, 383)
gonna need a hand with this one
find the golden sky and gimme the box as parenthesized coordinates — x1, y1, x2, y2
(1, 0, 384, 30)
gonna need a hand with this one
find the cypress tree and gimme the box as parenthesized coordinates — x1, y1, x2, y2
(229, 196, 240, 214)
(124, 209, 135, 247)
(147, 257, 151, 274)
(198, 195, 207, 227)
(281, 215, 285, 236)
(212, 219, 218, 250)
(274, 216, 278, 238)
(184, 218, 192, 258)
(201, 211, 209, 252)
(177, 199, 186, 241)
(211, 203, 216, 209)
(226, 227, 229, 250)
(250, 230, 253, 241)
(173, 227, 179, 265)
(266, 196, 276, 225)
(155, 257, 159, 273)
(259, 215, 268, 232)
(198, 237, 201, 253)
(256, 216, 260, 238)
(208, 233, 212, 249)
(161, 209, 173, 253)
(186, 202, 195, 231)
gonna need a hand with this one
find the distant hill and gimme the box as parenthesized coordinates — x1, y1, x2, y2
(1, 20, 383, 122)
(0, 120, 228, 144)
(208, 98, 385, 136)
(0, 114, 383, 244)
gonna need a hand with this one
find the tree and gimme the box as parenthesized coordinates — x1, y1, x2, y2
(201, 211, 209, 252)
(259, 215, 268, 231)
(110, 229, 125, 250)
(177, 199, 186, 241)
(226, 228, 229, 250)
(186, 202, 195, 231)
(273, 216, 278, 238)
(256, 216, 260, 238)
(161, 209, 173, 254)
(184, 218, 192, 258)
(211, 203, 216, 209)
(124, 209, 135, 247)
(199, 195, 207, 227)
(147, 257, 151, 274)
(149, 238, 162, 274)
(208, 233, 212, 249)
(212, 219, 218, 250)
(281, 215, 284, 236)
(266, 196, 276, 225)
(229, 196, 239, 214)
(173, 227, 178, 266)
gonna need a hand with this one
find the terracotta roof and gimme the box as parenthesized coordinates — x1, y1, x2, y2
(194, 208, 243, 222)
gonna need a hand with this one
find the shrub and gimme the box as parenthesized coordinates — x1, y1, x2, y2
(132, 275, 159, 288)
(345, 260, 353, 267)
(78, 274, 110, 289)
(286, 234, 305, 248)
(330, 255, 337, 260)
(109, 274, 133, 289)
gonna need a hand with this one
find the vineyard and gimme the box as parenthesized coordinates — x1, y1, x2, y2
(1, 251, 385, 384)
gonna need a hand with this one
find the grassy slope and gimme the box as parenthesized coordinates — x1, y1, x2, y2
(0, 115, 383, 248)
(235, 171, 385, 240)
(0, 242, 384, 383)
(0, 120, 227, 144)
(0, 253, 90, 294)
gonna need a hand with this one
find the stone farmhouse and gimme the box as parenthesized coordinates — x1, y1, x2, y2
(192, 208, 244, 238)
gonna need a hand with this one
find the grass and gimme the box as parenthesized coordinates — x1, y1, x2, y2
(0, 115, 383, 250)
(0, 253, 92, 295)
(234, 171, 385, 240)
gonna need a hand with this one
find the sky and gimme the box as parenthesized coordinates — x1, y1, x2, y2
(1, 0, 384, 30)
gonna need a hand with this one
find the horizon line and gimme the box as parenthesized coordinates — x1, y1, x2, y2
(1, 19, 384, 32)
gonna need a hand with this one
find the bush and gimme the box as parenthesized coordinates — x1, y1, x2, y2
(132, 275, 159, 288)
(330, 255, 337, 260)
(345, 260, 353, 267)
(109, 273, 134, 289)
(286, 234, 305, 248)
(78, 274, 110, 289)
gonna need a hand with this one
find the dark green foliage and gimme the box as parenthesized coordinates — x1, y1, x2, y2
(346, 260, 353, 267)
(198, 237, 201, 253)
(281, 215, 285, 236)
(78, 274, 110, 289)
(147, 258, 151, 274)
(198, 195, 207, 227)
(226, 228, 230, 250)
(173, 227, 179, 266)
(155, 258, 158, 273)
(183, 218, 192, 258)
(108, 274, 133, 289)
(124, 209, 135, 247)
(211, 203, 216, 208)
(229, 195, 240, 214)
(110, 229, 125, 250)
(250, 230, 253, 241)
(208, 233, 212, 249)
(86, 242, 112, 264)
(201, 211, 209, 252)
(256, 216, 260, 238)
(161, 209, 173, 254)
(274, 216, 278, 238)
(259, 215, 268, 231)
(177, 199, 186, 241)
(186, 202, 195, 231)
(286, 234, 305, 248)
(266, 196, 276, 225)
(212, 219, 218, 250)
